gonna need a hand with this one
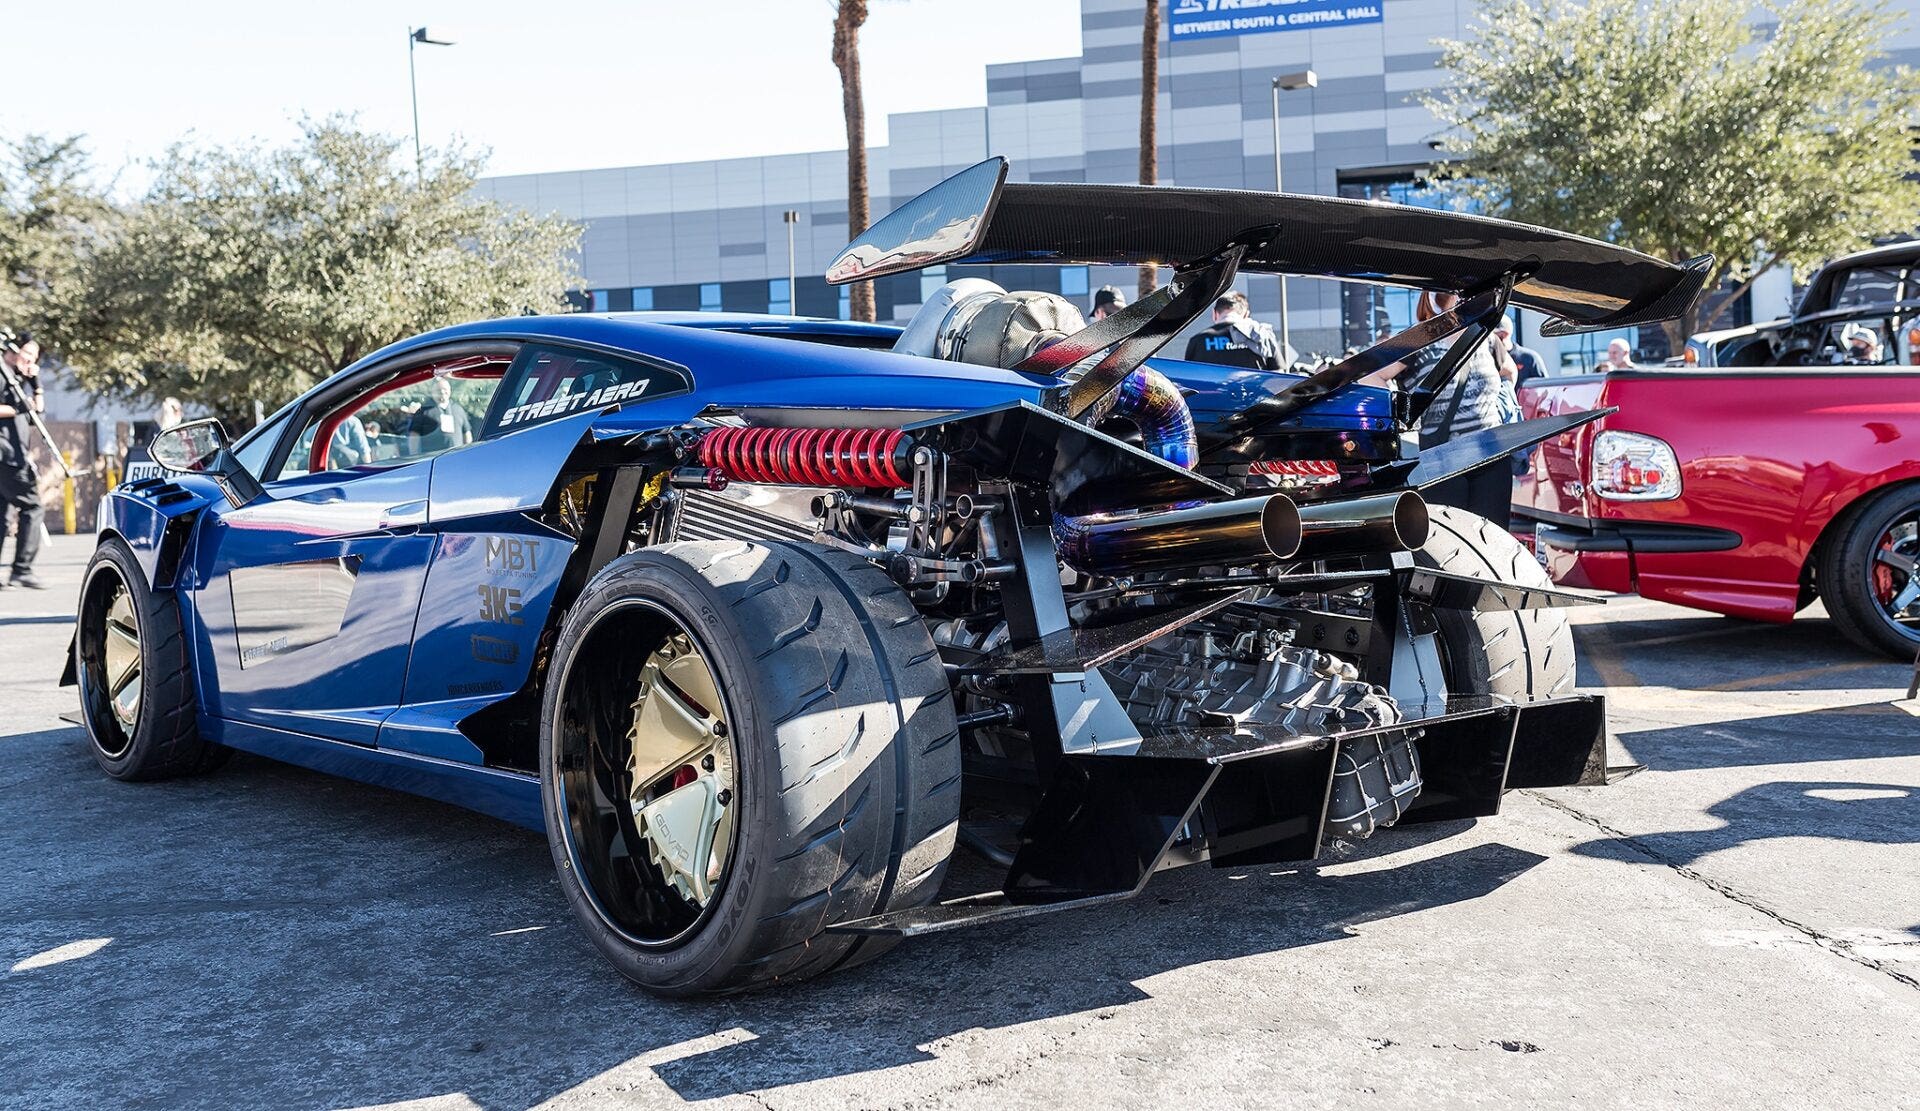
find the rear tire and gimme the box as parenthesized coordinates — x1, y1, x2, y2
(1818, 484, 1920, 659)
(75, 536, 224, 780)
(1416, 505, 1577, 700)
(540, 540, 960, 995)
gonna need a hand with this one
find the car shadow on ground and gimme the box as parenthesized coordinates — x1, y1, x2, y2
(1607, 701, 1920, 773)
(1573, 612, 1913, 692)
(1569, 778, 1919, 870)
(1, 726, 1543, 1109)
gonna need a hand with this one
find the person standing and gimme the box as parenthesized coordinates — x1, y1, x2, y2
(1091, 285, 1127, 321)
(1184, 291, 1285, 370)
(401, 377, 473, 455)
(1497, 316, 1545, 386)
(1363, 293, 1516, 523)
(0, 332, 47, 589)
(1603, 338, 1637, 371)
(156, 396, 184, 431)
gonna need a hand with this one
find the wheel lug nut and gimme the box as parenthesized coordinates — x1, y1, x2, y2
(716, 789, 732, 806)
(713, 721, 728, 736)
(702, 754, 715, 771)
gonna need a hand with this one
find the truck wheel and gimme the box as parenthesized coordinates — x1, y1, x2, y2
(1818, 485, 1920, 659)
(1416, 505, 1577, 700)
(540, 540, 960, 996)
(74, 537, 225, 780)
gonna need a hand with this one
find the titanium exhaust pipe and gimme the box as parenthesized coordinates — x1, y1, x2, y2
(1052, 489, 1428, 577)
(1294, 490, 1430, 559)
(1054, 494, 1303, 576)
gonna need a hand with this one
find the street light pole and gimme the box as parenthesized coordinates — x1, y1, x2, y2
(1271, 69, 1317, 367)
(408, 27, 454, 180)
(783, 210, 800, 314)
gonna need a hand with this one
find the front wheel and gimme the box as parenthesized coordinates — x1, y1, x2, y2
(75, 537, 225, 780)
(1819, 484, 1920, 659)
(539, 540, 960, 996)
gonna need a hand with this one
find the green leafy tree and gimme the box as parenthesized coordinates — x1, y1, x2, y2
(54, 118, 581, 426)
(0, 134, 115, 334)
(1426, 0, 1920, 348)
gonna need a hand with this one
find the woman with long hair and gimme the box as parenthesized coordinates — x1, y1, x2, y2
(1364, 290, 1519, 521)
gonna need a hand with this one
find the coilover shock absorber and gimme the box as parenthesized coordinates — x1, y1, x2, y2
(694, 426, 917, 489)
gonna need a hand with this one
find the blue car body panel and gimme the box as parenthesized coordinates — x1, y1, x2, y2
(134, 311, 1392, 832)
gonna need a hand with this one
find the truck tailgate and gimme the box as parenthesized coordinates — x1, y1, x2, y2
(1515, 374, 1608, 520)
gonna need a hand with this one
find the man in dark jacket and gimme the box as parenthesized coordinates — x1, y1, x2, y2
(1497, 315, 1545, 385)
(0, 332, 46, 589)
(1184, 291, 1285, 370)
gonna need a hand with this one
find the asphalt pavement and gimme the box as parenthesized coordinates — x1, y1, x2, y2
(2, 534, 1916, 1110)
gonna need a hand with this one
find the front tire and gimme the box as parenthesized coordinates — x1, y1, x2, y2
(1416, 505, 1577, 700)
(75, 536, 224, 780)
(1818, 484, 1920, 659)
(540, 540, 960, 996)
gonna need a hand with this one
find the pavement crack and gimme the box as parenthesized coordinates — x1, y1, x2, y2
(1522, 789, 1920, 994)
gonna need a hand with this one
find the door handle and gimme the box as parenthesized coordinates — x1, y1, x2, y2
(380, 498, 430, 531)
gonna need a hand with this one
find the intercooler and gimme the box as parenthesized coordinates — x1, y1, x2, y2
(667, 486, 820, 544)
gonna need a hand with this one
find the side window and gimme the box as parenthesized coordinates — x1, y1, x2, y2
(483, 343, 691, 437)
(1831, 268, 1902, 311)
(231, 412, 291, 478)
(277, 355, 510, 479)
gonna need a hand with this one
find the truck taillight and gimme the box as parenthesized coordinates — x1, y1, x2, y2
(1591, 430, 1681, 501)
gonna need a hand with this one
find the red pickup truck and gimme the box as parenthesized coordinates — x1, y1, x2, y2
(1516, 250, 1920, 658)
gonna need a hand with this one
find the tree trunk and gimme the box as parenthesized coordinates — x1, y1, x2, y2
(1137, 0, 1161, 300)
(834, 1, 876, 323)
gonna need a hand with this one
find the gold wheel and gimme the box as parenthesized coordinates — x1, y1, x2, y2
(101, 584, 143, 730)
(627, 633, 736, 908)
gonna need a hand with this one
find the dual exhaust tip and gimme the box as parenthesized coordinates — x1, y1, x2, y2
(1055, 489, 1430, 577)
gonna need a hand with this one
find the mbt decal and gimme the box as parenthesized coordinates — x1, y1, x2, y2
(498, 379, 651, 428)
(485, 536, 541, 575)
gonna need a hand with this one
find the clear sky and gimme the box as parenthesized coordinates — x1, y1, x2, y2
(6, 1, 1085, 192)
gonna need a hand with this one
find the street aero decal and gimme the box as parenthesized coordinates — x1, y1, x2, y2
(499, 379, 650, 428)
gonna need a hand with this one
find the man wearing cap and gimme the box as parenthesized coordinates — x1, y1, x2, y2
(1840, 323, 1883, 364)
(1091, 285, 1127, 321)
(1183, 291, 1286, 370)
(1497, 315, 1546, 386)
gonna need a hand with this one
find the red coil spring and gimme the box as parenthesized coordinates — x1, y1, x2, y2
(1250, 459, 1342, 476)
(696, 426, 912, 488)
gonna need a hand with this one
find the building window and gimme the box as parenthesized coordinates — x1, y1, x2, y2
(769, 278, 791, 315)
(589, 289, 609, 313)
(1060, 267, 1089, 298)
(1335, 171, 1460, 350)
(919, 265, 949, 303)
(632, 287, 653, 311)
(699, 283, 722, 312)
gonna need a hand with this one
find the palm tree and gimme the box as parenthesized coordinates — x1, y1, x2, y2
(833, 0, 876, 322)
(1137, 0, 1161, 299)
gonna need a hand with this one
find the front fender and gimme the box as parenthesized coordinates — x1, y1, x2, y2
(67, 476, 218, 688)
(98, 476, 217, 590)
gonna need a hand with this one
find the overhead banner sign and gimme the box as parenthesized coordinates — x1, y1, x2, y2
(1169, 0, 1384, 39)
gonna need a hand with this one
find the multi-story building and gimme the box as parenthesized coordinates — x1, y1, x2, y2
(476, 0, 1915, 369)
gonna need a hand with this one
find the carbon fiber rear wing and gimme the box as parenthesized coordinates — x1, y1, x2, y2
(827, 157, 1710, 339)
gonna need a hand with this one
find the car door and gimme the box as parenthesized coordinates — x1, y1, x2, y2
(189, 350, 511, 746)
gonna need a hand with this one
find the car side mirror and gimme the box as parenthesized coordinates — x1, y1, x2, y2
(150, 418, 265, 507)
